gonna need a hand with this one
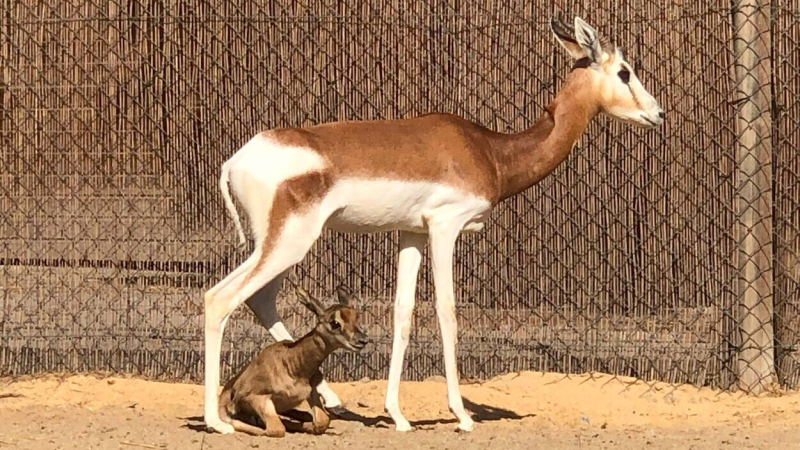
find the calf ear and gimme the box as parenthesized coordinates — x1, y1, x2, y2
(296, 287, 326, 317)
(335, 286, 356, 307)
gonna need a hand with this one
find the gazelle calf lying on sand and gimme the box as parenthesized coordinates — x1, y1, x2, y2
(218, 288, 368, 437)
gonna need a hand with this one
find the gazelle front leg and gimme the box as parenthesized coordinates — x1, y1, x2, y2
(384, 232, 427, 431)
(428, 222, 474, 432)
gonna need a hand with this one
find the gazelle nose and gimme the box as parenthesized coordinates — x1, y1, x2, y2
(658, 111, 665, 119)
(355, 331, 369, 346)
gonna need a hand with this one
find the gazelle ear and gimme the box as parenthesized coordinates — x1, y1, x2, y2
(573, 17, 607, 63)
(550, 16, 586, 60)
(335, 286, 355, 306)
(296, 287, 326, 317)
(551, 15, 610, 64)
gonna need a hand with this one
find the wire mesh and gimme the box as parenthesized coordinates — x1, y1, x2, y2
(772, 3, 800, 390)
(0, 0, 797, 392)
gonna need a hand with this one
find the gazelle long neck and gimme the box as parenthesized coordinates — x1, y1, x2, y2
(492, 73, 599, 202)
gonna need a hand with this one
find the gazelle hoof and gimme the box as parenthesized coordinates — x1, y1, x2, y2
(395, 421, 414, 432)
(456, 418, 475, 433)
(386, 404, 413, 431)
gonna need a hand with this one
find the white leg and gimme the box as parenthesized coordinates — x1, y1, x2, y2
(203, 252, 263, 434)
(204, 296, 236, 434)
(245, 271, 342, 408)
(204, 211, 324, 434)
(429, 225, 474, 432)
(206, 251, 261, 305)
(384, 232, 427, 432)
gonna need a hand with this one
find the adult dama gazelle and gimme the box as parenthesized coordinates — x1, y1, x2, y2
(204, 15, 663, 434)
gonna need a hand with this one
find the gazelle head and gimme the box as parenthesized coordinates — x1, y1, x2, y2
(551, 16, 664, 127)
(297, 286, 369, 352)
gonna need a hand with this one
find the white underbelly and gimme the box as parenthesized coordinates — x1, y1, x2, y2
(322, 179, 491, 234)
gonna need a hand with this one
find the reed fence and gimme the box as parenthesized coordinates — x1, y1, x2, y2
(1, 0, 797, 392)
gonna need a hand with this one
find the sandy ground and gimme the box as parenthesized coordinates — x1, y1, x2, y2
(0, 372, 797, 450)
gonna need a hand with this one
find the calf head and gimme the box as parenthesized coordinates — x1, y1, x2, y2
(297, 287, 369, 352)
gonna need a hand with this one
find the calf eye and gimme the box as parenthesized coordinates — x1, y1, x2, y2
(329, 320, 341, 330)
(618, 69, 631, 84)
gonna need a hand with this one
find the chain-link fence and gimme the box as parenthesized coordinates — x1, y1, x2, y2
(1, 1, 797, 393)
(772, 1, 800, 390)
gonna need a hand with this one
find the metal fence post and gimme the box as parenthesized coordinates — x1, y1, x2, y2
(732, 0, 776, 393)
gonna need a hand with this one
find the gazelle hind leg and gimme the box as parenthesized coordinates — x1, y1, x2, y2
(245, 270, 344, 409)
(204, 299, 236, 434)
(204, 249, 271, 434)
(245, 270, 291, 339)
(205, 250, 261, 305)
(204, 206, 326, 434)
(384, 232, 427, 431)
(204, 258, 258, 434)
(207, 162, 277, 305)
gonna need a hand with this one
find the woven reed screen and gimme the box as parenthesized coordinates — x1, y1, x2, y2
(1, 0, 797, 391)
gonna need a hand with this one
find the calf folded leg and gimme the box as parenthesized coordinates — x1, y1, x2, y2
(246, 394, 286, 438)
(218, 389, 267, 436)
(280, 386, 330, 435)
(229, 418, 268, 436)
(303, 388, 330, 435)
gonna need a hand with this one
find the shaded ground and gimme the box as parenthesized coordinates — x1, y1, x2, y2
(0, 372, 797, 449)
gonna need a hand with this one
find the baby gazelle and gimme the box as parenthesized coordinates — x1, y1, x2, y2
(218, 287, 368, 437)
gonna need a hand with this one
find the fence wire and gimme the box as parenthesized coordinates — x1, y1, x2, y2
(0, 0, 797, 392)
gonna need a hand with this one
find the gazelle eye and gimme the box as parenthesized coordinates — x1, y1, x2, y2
(329, 320, 341, 330)
(618, 69, 631, 84)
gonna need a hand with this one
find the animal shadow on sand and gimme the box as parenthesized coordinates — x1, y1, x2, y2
(330, 397, 535, 429)
(183, 410, 315, 434)
(184, 398, 534, 432)
(184, 416, 213, 433)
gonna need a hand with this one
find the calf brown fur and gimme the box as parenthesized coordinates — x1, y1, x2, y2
(218, 288, 368, 437)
